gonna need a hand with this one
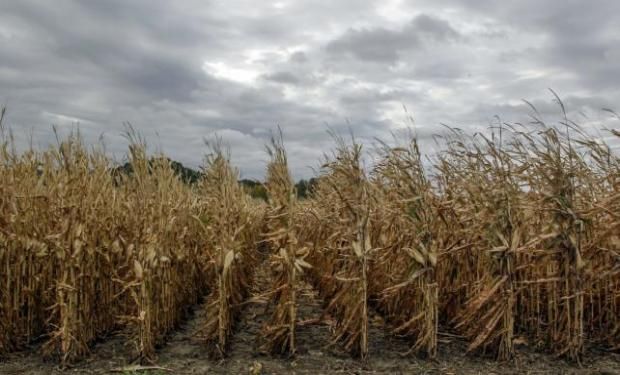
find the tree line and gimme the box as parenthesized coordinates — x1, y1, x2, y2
(114, 158, 318, 200)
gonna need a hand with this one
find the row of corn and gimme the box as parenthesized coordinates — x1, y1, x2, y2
(1, 108, 618, 365)
(293, 119, 618, 362)
(0, 129, 261, 365)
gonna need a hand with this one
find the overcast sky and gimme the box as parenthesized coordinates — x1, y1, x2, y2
(1, 1, 619, 179)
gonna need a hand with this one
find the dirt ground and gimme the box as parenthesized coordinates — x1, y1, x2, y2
(1, 262, 619, 374)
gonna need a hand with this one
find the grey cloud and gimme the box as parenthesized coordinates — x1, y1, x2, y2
(339, 88, 420, 106)
(436, 0, 620, 92)
(289, 51, 308, 64)
(0, 1, 619, 179)
(326, 26, 419, 63)
(410, 14, 460, 41)
(325, 14, 459, 63)
(412, 61, 465, 81)
(262, 71, 302, 85)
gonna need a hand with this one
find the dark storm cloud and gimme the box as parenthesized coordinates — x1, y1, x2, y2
(0, 1, 618, 178)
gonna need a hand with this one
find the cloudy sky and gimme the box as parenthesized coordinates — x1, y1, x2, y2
(1, 1, 619, 179)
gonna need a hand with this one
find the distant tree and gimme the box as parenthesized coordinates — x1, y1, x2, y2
(295, 179, 308, 199)
(112, 158, 201, 184)
(239, 179, 259, 188)
(293, 178, 320, 199)
(112, 157, 308, 202)
(239, 179, 268, 201)
(170, 160, 201, 184)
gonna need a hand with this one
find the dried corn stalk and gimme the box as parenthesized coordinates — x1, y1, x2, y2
(370, 137, 438, 358)
(260, 133, 309, 355)
(297, 136, 372, 359)
(199, 143, 261, 358)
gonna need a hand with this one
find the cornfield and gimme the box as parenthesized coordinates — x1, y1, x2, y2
(0, 129, 212, 364)
(0, 105, 618, 367)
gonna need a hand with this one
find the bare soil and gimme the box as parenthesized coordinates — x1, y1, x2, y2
(1, 261, 618, 374)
